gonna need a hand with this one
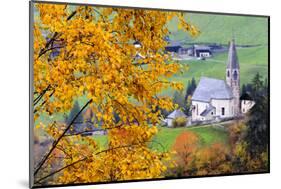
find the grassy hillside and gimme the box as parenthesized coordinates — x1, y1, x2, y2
(160, 45, 268, 97)
(151, 125, 229, 152)
(162, 12, 269, 97)
(92, 124, 229, 152)
(168, 13, 268, 45)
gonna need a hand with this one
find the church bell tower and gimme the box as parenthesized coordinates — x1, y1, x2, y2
(226, 39, 240, 116)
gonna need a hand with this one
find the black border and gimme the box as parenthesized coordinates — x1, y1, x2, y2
(29, 0, 270, 188)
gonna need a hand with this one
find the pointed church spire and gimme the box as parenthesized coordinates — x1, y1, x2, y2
(225, 37, 241, 116)
(227, 39, 239, 69)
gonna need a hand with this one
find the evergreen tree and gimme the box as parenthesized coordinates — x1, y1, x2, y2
(184, 77, 196, 115)
(245, 73, 269, 156)
(241, 83, 254, 96)
(185, 80, 191, 101)
(241, 84, 246, 95)
(173, 91, 186, 108)
(191, 77, 196, 92)
(252, 73, 263, 97)
(66, 101, 84, 133)
(184, 77, 196, 102)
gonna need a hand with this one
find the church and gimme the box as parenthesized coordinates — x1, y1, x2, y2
(191, 39, 242, 122)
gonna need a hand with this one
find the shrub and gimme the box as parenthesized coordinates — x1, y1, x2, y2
(173, 131, 199, 165)
(169, 131, 231, 177)
(172, 116, 187, 127)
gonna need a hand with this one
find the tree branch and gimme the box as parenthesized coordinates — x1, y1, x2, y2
(37, 9, 77, 59)
(93, 8, 106, 22)
(34, 99, 93, 176)
(34, 157, 87, 184)
(34, 142, 143, 184)
(63, 123, 125, 137)
(34, 139, 161, 184)
(37, 45, 65, 59)
(67, 10, 77, 21)
(33, 85, 51, 106)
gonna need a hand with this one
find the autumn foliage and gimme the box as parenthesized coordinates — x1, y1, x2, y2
(172, 131, 199, 166)
(171, 131, 231, 176)
(32, 3, 199, 186)
(170, 123, 268, 178)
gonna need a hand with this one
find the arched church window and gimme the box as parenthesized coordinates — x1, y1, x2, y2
(227, 70, 230, 77)
(233, 70, 238, 80)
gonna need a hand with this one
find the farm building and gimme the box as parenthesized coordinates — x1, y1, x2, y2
(165, 43, 183, 53)
(193, 45, 212, 58)
(165, 42, 214, 59)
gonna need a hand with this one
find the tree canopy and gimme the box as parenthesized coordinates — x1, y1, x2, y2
(32, 3, 199, 186)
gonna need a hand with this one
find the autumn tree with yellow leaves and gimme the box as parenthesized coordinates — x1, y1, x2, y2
(32, 3, 199, 186)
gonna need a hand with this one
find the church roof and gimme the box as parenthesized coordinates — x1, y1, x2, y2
(194, 45, 211, 50)
(166, 109, 187, 119)
(227, 39, 240, 69)
(200, 105, 215, 116)
(191, 77, 233, 102)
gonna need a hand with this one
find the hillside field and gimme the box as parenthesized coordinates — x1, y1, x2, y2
(92, 124, 230, 152)
(161, 45, 268, 97)
(163, 12, 269, 97)
(168, 12, 268, 45)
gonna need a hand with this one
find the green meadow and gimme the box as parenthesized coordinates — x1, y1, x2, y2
(160, 46, 268, 97)
(91, 124, 230, 152)
(168, 12, 268, 45)
(163, 13, 269, 97)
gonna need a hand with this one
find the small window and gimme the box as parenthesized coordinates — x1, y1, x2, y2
(221, 107, 225, 116)
(233, 70, 238, 80)
(227, 70, 230, 77)
(211, 112, 213, 115)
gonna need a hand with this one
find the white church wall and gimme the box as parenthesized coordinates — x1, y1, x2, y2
(241, 100, 255, 113)
(204, 109, 216, 120)
(191, 100, 209, 121)
(211, 98, 234, 118)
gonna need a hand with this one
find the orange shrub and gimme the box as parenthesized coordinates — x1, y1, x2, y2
(171, 131, 232, 176)
(172, 131, 199, 166)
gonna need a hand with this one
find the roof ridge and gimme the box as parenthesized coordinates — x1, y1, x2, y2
(192, 77, 234, 102)
(201, 76, 225, 82)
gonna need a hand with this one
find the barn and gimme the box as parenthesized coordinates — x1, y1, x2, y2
(194, 45, 212, 58)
